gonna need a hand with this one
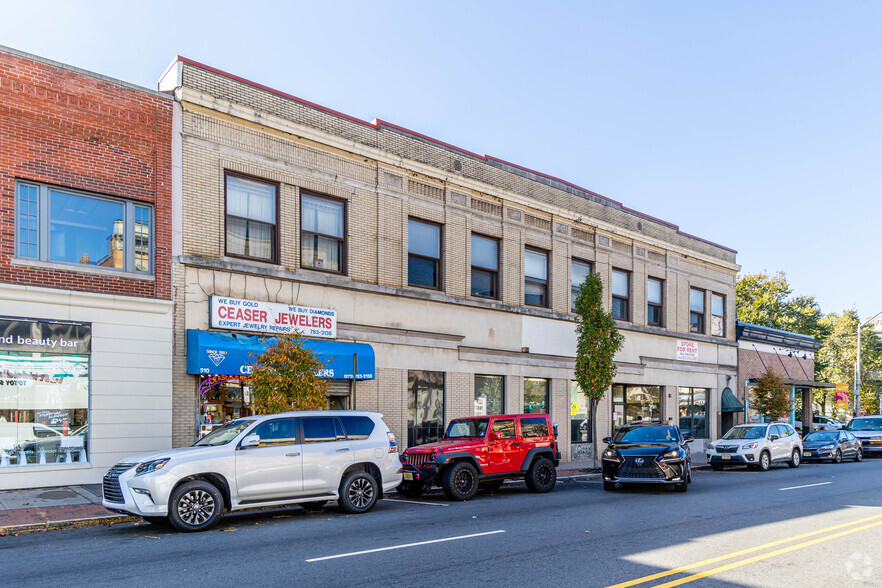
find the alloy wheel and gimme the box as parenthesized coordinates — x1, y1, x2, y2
(536, 463, 554, 486)
(454, 468, 475, 494)
(348, 477, 375, 509)
(177, 489, 216, 526)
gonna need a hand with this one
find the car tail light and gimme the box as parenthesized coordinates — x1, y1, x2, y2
(387, 432, 398, 453)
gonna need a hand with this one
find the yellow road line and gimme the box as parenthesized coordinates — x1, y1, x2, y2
(605, 512, 882, 588)
(653, 518, 882, 587)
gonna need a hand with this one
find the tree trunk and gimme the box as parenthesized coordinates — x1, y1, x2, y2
(590, 398, 599, 463)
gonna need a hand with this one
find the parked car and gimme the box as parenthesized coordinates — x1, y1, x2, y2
(794, 415, 843, 433)
(102, 411, 402, 532)
(801, 430, 862, 463)
(706, 422, 802, 471)
(398, 414, 560, 501)
(843, 416, 882, 455)
(601, 421, 692, 492)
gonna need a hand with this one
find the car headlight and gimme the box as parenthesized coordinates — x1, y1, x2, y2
(660, 449, 684, 460)
(741, 442, 758, 450)
(819, 444, 835, 450)
(602, 448, 622, 462)
(135, 458, 170, 476)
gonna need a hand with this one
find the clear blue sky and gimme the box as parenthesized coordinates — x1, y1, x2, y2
(3, 1, 879, 320)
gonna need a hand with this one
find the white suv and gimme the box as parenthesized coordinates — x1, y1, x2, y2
(102, 411, 402, 532)
(706, 422, 802, 471)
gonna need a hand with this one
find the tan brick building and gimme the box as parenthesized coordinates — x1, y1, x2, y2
(160, 57, 739, 459)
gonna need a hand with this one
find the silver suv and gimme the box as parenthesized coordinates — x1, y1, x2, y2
(102, 411, 402, 532)
(706, 422, 802, 471)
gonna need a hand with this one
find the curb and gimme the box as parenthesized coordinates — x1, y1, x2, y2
(0, 514, 138, 536)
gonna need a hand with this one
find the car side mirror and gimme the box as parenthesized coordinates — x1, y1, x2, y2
(240, 434, 260, 448)
(769, 434, 780, 441)
(838, 425, 846, 430)
(602, 436, 611, 444)
(682, 435, 694, 444)
(491, 432, 503, 441)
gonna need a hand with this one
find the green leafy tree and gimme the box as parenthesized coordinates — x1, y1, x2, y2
(573, 272, 624, 461)
(248, 332, 329, 414)
(751, 368, 791, 421)
(736, 271, 826, 339)
(816, 311, 882, 416)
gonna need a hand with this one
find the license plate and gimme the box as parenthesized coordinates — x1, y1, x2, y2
(804, 451, 811, 456)
(403, 472, 413, 481)
(721, 454, 731, 460)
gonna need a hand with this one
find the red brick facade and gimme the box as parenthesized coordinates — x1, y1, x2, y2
(737, 347, 816, 397)
(0, 48, 172, 299)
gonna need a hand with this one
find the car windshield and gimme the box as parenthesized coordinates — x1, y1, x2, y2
(804, 431, 838, 442)
(614, 426, 678, 444)
(193, 420, 254, 446)
(722, 426, 766, 440)
(445, 419, 490, 439)
(846, 418, 882, 432)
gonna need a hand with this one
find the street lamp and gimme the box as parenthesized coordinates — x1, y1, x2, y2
(855, 312, 882, 417)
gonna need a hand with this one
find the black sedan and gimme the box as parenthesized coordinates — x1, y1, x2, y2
(601, 422, 693, 492)
(801, 430, 863, 463)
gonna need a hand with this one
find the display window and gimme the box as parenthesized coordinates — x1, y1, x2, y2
(612, 384, 661, 431)
(0, 352, 89, 466)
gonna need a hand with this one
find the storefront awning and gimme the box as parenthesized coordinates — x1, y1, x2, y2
(186, 330, 375, 380)
(721, 387, 744, 412)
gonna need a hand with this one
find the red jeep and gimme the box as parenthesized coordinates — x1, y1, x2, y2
(398, 414, 561, 501)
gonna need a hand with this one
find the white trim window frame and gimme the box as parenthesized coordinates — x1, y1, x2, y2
(15, 180, 153, 275)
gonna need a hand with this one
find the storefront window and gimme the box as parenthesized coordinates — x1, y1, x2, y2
(612, 384, 661, 431)
(0, 319, 91, 466)
(679, 387, 708, 438)
(201, 378, 253, 434)
(570, 381, 589, 443)
(475, 375, 504, 416)
(524, 378, 548, 414)
(408, 371, 444, 447)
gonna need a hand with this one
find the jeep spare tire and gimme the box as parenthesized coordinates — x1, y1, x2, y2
(441, 461, 479, 501)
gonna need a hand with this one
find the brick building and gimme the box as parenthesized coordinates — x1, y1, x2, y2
(160, 57, 740, 459)
(0, 47, 173, 489)
(735, 322, 832, 433)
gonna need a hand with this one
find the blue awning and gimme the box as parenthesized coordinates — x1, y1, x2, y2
(186, 330, 375, 380)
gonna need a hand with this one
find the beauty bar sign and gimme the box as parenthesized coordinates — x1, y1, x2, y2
(210, 296, 336, 339)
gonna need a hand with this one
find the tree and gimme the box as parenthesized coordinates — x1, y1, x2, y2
(751, 368, 791, 421)
(573, 272, 624, 461)
(816, 311, 882, 416)
(736, 271, 826, 340)
(248, 332, 329, 414)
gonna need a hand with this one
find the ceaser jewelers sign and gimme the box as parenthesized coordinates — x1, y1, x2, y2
(676, 340, 699, 362)
(210, 296, 336, 339)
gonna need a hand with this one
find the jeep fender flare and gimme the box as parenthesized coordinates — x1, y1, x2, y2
(520, 448, 556, 472)
(434, 452, 484, 475)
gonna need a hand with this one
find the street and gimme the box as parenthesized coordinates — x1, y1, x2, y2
(4, 458, 881, 587)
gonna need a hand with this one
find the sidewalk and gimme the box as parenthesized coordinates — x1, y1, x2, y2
(0, 460, 601, 535)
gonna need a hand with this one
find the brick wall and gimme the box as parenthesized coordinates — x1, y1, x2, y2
(0, 47, 173, 300)
(737, 347, 816, 400)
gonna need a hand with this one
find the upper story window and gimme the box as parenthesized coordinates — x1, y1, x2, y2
(571, 259, 592, 311)
(690, 288, 706, 333)
(647, 277, 663, 326)
(711, 293, 725, 337)
(408, 219, 442, 289)
(301, 193, 345, 273)
(611, 269, 630, 321)
(524, 248, 548, 307)
(471, 234, 499, 299)
(226, 173, 277, 263)
(15, 180, 153, 274)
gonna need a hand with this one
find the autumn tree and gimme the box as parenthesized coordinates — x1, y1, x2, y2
(736, 271, 826, 340)
(574, 272, 624, 461)
(751, 368, 791, 421)
(248, 332, 329, 414)
(816, 311, 882, 416)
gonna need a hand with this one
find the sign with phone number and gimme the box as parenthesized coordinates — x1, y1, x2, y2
(210, 296, 336, 339)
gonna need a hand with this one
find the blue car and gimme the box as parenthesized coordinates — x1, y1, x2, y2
(801, 430, 862, 463)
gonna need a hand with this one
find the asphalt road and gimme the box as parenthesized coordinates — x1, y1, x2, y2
(4, 457, 882, 588)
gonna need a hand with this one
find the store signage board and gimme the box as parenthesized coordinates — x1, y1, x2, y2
(836, 383, 849, 410)
(676, 340, 699, 362)
(0, 318, 91, 353)
(210, 296, 337, 339)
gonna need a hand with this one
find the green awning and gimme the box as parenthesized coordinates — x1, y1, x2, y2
(721, 387, 744, 412)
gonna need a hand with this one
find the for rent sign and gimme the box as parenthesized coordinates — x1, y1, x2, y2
(210, 296, 337, 339)
(676, 340, 699, 362)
